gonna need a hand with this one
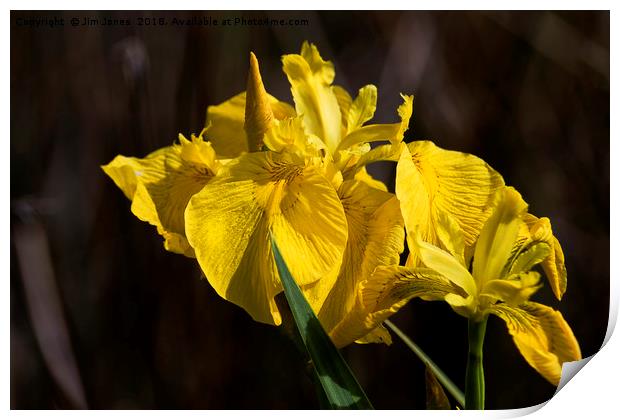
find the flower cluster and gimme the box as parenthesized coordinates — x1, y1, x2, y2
(102, 42, 580, 385)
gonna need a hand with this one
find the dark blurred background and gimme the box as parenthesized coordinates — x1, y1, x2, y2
(10, 10, 609, 409)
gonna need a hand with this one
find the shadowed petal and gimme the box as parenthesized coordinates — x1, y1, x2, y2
(303, 180, 404, 336)
(488, 302, 581, 385)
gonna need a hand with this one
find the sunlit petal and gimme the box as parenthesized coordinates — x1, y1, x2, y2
(346, 85, 377, 133)
(185, 150, 347, 325)
(282, 42, 341, 152)
(338, 95, 413, 151)
(472, 187, 528, 284)
(412, 235, 477, 297)
(396, 141, 504, 261)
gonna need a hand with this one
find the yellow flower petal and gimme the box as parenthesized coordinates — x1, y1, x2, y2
(282, 42, 341, 152)
(396, 141, 504, 258)
(355, 325, 393, 345)
(353, 167, 388, 192)
(337, 95, 413, 151)
(346, 85, 377, 133)
(507, 242, 551, 277)
(301, 41, 336, 82)
(185, 150, 347, 325)
(395, 94, 414, 143)
(376, 265, 463, 302)
(303, 180, 404, 335)
(139, 149, 214, 236)
(102, 137, 218, 256)
(179, 132, 219, 169)
(345, 143, 404, 181)
(472, 187, 528, 284)
(411, 235, 477, 297)
(523, 214, 567, 300)
(204, 92, 295, 158)
(434, 211, 465, 266)
(102, 148, 169, 200)
(131, 183, 195, 258)
(479, 272, 542, 307)
(333, 85, 352, 136)
(159, 228, 195, 256)
(263, 116, 308, 154)
(489, 302, 581, 385)
(444, 293, 476, 318)
(328, 265, 461, 348)
(334, 142, 371, 174)
(338, 125, 399, 151)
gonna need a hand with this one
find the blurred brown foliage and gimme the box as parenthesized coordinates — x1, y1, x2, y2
(11, 10, 609, 409)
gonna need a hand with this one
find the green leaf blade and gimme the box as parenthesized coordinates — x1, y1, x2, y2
(271, 238, 373, 409)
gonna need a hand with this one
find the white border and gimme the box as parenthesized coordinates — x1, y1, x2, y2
(4, 2, 616, 418)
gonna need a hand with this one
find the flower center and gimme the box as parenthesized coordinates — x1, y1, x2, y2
(269, 161, 303, 183)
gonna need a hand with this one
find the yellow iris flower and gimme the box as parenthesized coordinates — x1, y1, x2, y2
(361, 186, 581, 385)
(102, 42, 412, 347)
(101, 132, 221, 257)
(185, 45, 410, 346)
(101, 41, 579, 363)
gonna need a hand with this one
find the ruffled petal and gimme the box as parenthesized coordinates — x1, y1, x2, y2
(348, 143, 403, 177)
(507, 242, 551, 277)
(185, 150, 347, 325)
(282, 42, 341, 152)
(523, 214, 568, 300)
(396, 141, 504, 260)
(346, 85, 377, 133)
(337, 95, 413, 151)
(142, 143, 217, 235)
(263, 116, 308, 154)
(102, 148, 169, 200)
(489, 302, 581, 385)
(102, 136, 219, 256)
(328, 265, 459, 348)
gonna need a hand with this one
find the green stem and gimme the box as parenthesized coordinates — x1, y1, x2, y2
(384, 320, 465, 408)
(465, 317, 488, 410)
